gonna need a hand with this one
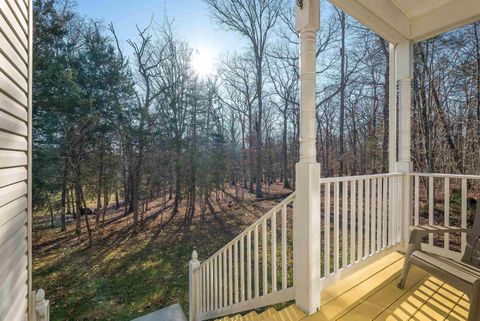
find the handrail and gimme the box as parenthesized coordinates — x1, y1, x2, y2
(411, 172, 480, 180)
(319, 172, 403, 183)
(197, 192, 296, 268)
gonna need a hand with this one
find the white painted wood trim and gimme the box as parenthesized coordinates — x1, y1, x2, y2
(198, 287, 294, 321)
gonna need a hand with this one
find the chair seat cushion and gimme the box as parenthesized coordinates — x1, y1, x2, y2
(412, 250, 480, 285)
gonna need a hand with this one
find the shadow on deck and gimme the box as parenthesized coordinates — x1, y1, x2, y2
(307, 252, 469, 321)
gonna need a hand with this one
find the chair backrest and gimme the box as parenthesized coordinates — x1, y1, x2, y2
(462, 204, 480, 265)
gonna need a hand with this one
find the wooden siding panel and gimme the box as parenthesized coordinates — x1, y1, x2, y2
(0, 21, 27, 66)
(0, 69, 27, 106)
(0, 10, 27, 57)
(0, 271, 28, 321)
(0, 40, 28, 79)
(0, 182, 27, 206)
(0, 193, 27, 224)
(14, 0, 28, 23)
(0, 150, 27, 167)
(0, 167, 27, 188)
(0, 0, 30, 320)
(0, 1, 27, 49)
(0, 223, 26, 260)
(0, 131, 27, 151)
(0, 89, 27, 121)
(6, 0, 28, 35)
(0, 111, 27, 136)
(0, 210, 26, 247)
(0, 249, 27, 292)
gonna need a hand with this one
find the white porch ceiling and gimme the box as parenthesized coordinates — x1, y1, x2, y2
(329, 0, 480, 44)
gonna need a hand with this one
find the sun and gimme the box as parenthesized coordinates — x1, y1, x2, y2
(191, 48, 216, 77)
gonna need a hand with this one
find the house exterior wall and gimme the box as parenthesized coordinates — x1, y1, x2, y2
(0, 0, 32, 320)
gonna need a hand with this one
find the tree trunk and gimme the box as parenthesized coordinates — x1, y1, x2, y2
(255, 60, 264, 198)
(339, 11, 346, 176)
(282, 105, 290, 188)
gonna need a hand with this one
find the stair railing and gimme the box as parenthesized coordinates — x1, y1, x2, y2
(189, 193, 295, 321)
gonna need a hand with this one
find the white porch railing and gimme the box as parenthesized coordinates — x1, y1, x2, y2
(319, 173, 404, 288)
(188, 172, 480, 320)
(189, 194, 295, 321)
(410, 173, 480, 260)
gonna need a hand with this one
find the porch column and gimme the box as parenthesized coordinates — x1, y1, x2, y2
(395, 40, 414, 244)
(294, 0, 321, 315)
(388, 43, 397, 173)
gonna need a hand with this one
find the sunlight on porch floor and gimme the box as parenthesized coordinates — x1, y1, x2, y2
(216, 252, 470, 321)
(306, 251, 469, 321)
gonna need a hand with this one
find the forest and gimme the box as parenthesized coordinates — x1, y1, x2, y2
(32, 0, 480, 239)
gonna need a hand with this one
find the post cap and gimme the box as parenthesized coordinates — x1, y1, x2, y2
(296, 0, 320, 32)
(192, 250, 198, 260)
(35, 289, 45, 302)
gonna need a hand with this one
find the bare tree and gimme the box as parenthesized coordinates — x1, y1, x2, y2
(204, 0, 284, 198)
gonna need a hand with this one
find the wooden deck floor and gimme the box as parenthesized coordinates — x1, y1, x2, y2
(305, 251, 470, 321)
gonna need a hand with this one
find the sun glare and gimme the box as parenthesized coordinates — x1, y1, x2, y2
(191, 48, 216, 77)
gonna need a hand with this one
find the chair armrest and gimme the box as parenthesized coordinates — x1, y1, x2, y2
(409, 225, 469, 234)
(408, 225, 469, 245)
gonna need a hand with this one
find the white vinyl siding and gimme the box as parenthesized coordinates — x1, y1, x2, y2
(0, 0, 31, 320)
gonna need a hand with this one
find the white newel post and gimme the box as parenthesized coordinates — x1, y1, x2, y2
(35, 289, 50, 321)
(294, 0, 321, 315)
(189, 251, 200, 321)
(395, 41, 414, 245)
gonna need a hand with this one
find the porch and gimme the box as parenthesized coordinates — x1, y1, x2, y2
(187, 0, 480, 320)
(212, 252, 470, 321)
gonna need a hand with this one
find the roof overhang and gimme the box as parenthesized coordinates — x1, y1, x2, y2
(329, 0, 480, 44)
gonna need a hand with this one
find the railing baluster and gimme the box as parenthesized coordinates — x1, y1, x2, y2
(325, 182, 331, 276)
(202, 265, 206, 313)
(388, 176, 394, 247)
(342, 180, 348, 268)
(461, 179, 467, 254)
(444, 177, 450, 251)
(254, 225, 259, 298)
(351, 180, 356, 264)
(214, 256, 218, 310)
(210, 259, 214, 311)
(382, 177, 388, 250)
(376, 178, 383, 252)
(197, 269, 201, 316)
(281, 204, 287, 290)
(262, 219, 268, 295)
(240, 235, 245, 302)
(247, 230, 252, 300)
(223, 250, 227, 307)
(428, 176, 434, 246)
(219, 252, 223, 308)
(358, 179, 363, 260)
(271, 211, 277, 293)
(414, 175, 419, 226)
(234, 241, 239, 304)
(205, 262, 210, 311)
(229, 245, 233, 306)
(334, 181, 340, 273)
(371, 178, 376, 255)
(365, 179, 370, 256)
